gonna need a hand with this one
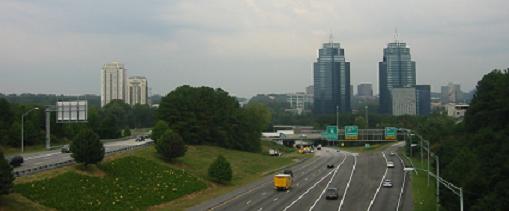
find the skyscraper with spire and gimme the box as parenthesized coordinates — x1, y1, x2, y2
(378, 36, 416, 114)
(313, 37, 351, 114)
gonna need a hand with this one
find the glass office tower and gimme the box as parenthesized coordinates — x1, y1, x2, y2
(379, 42, 416, 114)
(313, 42, 351, 114)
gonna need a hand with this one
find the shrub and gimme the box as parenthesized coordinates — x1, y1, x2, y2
(0, 150, 14, 195)
(151, 120, 169, 141)
(123, 128, 131, 136)
(70, 128, 105, 167)
(155, 129, 187, 161)
(208, 155, 232, 184)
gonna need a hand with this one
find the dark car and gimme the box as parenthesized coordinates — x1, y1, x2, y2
(135, 136, 145, 142)
(9, 155, 24, 167)
(327, 164, 334, 169)
(325, 188, 339, 200)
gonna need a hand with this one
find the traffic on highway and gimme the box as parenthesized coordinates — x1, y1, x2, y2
(190, 142, 411, 211)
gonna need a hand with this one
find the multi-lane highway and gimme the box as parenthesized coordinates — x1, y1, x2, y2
(190, 142, 412, 211)
(13, 138, 153, 175)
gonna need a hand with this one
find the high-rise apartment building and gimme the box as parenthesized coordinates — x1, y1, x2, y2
(127, 76, 148, 105)
(313, 41, 351, 114)
(440, 83, 463, 104)
(101, 61, 127, 107)
(379, 42, 416, 114)
(416, 85, 431, 116)
(357, 83, 373, 97)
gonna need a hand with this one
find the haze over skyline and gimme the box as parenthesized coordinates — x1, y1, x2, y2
(1, 0, 507, 98)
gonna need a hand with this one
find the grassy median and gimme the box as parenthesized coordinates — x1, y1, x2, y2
(2, 143, 305, 211)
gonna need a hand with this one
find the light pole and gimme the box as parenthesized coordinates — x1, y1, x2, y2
(21, 107, 39, 153)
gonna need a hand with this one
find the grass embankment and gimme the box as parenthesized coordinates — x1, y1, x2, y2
(2, 143, 305, 211)
(398, 149, 438, 211)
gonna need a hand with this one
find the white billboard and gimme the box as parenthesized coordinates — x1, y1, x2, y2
(57, 100, 88, 122)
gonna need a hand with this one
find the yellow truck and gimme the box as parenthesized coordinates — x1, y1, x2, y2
(274, 170, 293, 190)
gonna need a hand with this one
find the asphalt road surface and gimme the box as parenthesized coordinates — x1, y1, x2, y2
(13, 138, 153, 174)
(190, 142, 412, 211)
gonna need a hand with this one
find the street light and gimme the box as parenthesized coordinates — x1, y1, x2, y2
(21, 107, 39, 153)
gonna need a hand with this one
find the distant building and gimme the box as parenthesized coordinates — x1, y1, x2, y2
(441, 83, 463, 104)
(101, 61, 127, 107)
(357, 83, 373, 97)
(287, 92, 313, 115)
(391, 87, 417, 116)
(127, 76, 148, 105)
(415, 85, 431, 116)
(446, 103, 469, 118)
(313, 40, 351, 114)
(306, 85, 314, 96)
(379, 42, 416, 114)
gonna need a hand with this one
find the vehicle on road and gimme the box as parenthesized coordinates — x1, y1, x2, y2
(61, 144, 70, 153)
(317, 144, 322, 150)
(383, 179, 393, 187)
(325, 188, 339, 200)
(390, 152, 395, 156)
(9, 155, 24, 167)
(274, 173, 293, 191)
(135, 136, 145, 142)
(387, 161, 395, 168)
(327, 164, 334, 169)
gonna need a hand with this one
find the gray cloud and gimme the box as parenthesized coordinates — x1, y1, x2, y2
(1, 0, 508, 97)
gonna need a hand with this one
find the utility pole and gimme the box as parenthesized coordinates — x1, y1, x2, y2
(436, 155, 440, 211)
(460, 187, 464, 211)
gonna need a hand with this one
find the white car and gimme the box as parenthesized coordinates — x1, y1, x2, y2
(387, 161, 395, 168)
(383, 179, 393, 187)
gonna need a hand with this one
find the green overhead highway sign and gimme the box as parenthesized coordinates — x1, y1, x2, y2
(385, 127, 397, 140)
(321, 125, 338, 141)
(344, 125, 358, 140)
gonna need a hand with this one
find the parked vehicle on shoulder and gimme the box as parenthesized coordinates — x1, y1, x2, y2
(325, 188, 339, 200)
(61, 144, 70, 153)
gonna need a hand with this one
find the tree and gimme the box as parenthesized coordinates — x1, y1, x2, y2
(208, 155, 232, 184)
(0, 150, 14, 195)
(152, 120, 170, 141)
(123, 128, 131, 137)
(70, 128, 105, 167)
(155, 129, 187, 161)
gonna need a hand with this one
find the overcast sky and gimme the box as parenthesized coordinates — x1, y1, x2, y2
(1, 0, 508, 98)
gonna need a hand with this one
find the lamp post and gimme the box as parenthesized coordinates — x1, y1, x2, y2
(21, 107, 39, 153)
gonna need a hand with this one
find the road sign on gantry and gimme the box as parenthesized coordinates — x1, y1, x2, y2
(344, 125, 358, 140)
(56, 100, 88, 123)
(384, 127, 397, 140)
(321, 125, 338, 141)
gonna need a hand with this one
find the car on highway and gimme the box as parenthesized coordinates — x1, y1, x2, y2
(390, 152, 396, 156)
(135, 136, 145, 142)
(9, 155, 24, 167)
(325, 188, 339, 200)
(327, 164, 334, 169)
(61, 144, 71, 153)
(387, 161, 395, 168)
(383, 179, 393, 187)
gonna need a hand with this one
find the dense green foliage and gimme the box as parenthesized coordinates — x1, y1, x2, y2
(158, 85, 269, 152)
(70, 128, 105, 167)
(151, 120, 170, 141)
(155, 129, 187, 161)
(0, 150, 14, 195)
(15, 156, 207, 210)
(208, 155, 232, 184)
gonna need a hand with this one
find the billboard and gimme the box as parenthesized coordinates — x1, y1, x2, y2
(321, 125, 338, 141)
(344, 125, 358, 140)
(384, 127, 398, 140)
(57, 100, 88, 122)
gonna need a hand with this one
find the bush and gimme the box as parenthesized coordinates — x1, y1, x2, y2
(9, 155, 24, 167)
(0, 150, 14, 195)
(123, 128, 131, 137)
(70, 128, 105, 167)
(152, 120, 169, 142)
(155, 129, 187, 161)
(208, 155, 232, 184)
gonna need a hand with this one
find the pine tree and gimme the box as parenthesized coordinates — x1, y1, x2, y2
(70, 128, 105, 167)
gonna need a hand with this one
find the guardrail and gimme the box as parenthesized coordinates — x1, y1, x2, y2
(13, 141, 154, 177)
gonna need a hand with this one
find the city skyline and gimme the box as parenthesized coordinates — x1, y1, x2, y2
(1, 0, 508, 98)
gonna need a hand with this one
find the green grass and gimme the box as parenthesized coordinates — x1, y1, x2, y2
(15, 156, 207, 211)
(398, 149, 438, 211)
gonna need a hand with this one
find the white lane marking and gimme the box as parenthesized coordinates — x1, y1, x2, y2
(283, 154, 348, 211)
(367, 152, 389, 211)
(261, 192, 266, 196)
(246, 200, 252, 205)
(338, 155, 357, 211)
(273, 197, 279, 201)
(308, 154, 349, 211)
(396, 154, 407, 211)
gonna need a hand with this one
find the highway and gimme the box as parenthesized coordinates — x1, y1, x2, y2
(189, 142, 412, 211)
(13, 138, 153, 175)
